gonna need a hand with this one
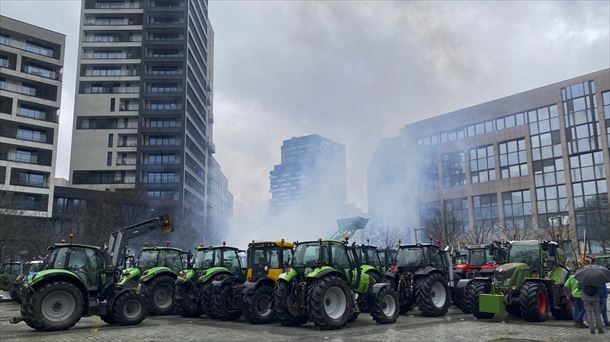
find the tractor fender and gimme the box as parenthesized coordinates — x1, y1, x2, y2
(368, 282, 391, 299)
(384, 271, 398, 280)
(26, 271, 89, 306)
(210, 274, 240, 290)
(242, 278, 274, 295)
(478, 268, 495, 278)
(306, 267, 347, 282)
(413, 266, 441, 278)
(139, 267, 177, 283)
(278, 268, 298, 282)
(455, 278, 475, 291)
(197, 267, 233, 283)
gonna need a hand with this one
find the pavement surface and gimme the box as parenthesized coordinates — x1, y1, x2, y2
(1, 301, 608, 342)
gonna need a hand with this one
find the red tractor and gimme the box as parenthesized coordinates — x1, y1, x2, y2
(452, 241, 508, 313)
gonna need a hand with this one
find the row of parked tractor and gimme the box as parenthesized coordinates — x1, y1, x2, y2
(4, 213, 608, 332)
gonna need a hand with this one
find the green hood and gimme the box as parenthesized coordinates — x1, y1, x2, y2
(493, 262, 530, 292)
(118, 267, 141, 285)
(26, 269, 84, 287)
(197, 266, 230, 283)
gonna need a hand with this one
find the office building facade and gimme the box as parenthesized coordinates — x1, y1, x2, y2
(0, 16, 65, 217)
(206, 156, 233, 240)
(368, 69, 610, 252)
(69, 0, 215, 227)
(270, 134, 347, 220)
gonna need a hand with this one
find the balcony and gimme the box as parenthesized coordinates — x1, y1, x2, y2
(11, 173, 50, 188)
(117, 140, 138, 147)
(83, 68, 139, 77)
(0, 36, 56, 59)
(84, 18, 142, 26)
(0, 81, 36, 96)
(82, 35, 142, 43)
(116, 157, 137, 165)
(22, 65, 60, 80)
(80, 86, 139, 94)
(119, 103, 139, 111)
(81, 51, 140, 59)
(94, 1, 142, 9)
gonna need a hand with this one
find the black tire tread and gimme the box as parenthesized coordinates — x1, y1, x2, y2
(21, 280, 84, 331)
(464, 280, 494, 319)
(519, 281, 548, 322)
(242, 285, 275, 324)
(211, 279, 241, 321)
(368, 285, 400, 324)
(145, 274, 176, 316)
(273, 281, 308, 326)
(414, 273, 450, 317)
(109, 290, 147, 325)
(175, 282, 203, 318)
(307, 274, 353, 331)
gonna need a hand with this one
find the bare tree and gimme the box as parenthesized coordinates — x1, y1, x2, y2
(461, 219, 496, 245)
(497, 221, 534, 241)
(424, 203, 463, 247)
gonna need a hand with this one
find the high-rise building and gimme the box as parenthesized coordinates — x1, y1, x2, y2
(69, 0, 215, 233)
(270, 134, 346, 221)
(368, 69, 610, 252)
(0, 16, 65, 217)
(206, 156, 233, 240)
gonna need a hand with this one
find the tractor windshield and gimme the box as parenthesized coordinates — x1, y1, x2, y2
(294, 242, 327, 268)
(364, 248, 382, 267)
(137, 250, 159, 268)
(249, 246, 281, 268)
(43, 247, 68, 270)
(193, 249, 215, 269)
(508, 242, 540, 270)
(396, 247, 425, 267)
(468, 248, 487, 266)
(26, 262, 43, 273)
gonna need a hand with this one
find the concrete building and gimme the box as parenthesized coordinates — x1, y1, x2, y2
(69, 0, 215, 232)
(270, 134, 347, 224)
(0, 16, 65, 217)
(206, 156, 233, 240)
(368, 69, 610, 252)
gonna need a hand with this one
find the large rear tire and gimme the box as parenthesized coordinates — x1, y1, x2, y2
(200, 281, 215, 318)
(21, 280, 84, 331)
(212, 279, 241, 321)
(109, 290, 147, 325)
(146, 275, 175, 316)
(414, 273, 450, 317)
(464, 280, 494, 319)
(273, 281, 308, 326)
(308, 274, 353, 331)
(369, 285, 399, 324)
(452, 287, 470, 314)
(242, 285, 275, 324)
(519, 281, 549, 322)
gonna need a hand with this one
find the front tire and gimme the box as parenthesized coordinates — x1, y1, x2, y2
(414, 273, 450, 317)
(212, 279, 241, 321)
(200, 281, 215, 317)
(464, 280, 494, 319)
(273, 280, 308, 326)
(242, 285, 275, 324)
(22, 280, 84, 331)
(146, 275, 175, 315)
(519, 281, 549, 322)
(176, 282, 203, 318)
(369, 285, 399, 324)
(308, 274, 353, 331)
(109, 290, 147, 325)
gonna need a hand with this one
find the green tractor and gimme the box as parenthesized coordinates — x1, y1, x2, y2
(9, 214, 174, 331)
(384, 243, 453, 317)
(174, 243, 243, 318)
(10, 260, 43, 303)
(273, 239, 400, 330)
(463, 240, 573, 322)
(209, 240, 293, 323)
(118, 245, 189, 315)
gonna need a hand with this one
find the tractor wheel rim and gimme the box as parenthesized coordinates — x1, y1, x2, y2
(256, 294, 272, 317)
(154, 284, 173, 309)
(323, 286, 347, 320)
(122, 298, 142, 319)
(381, 293, 397, 317)
(537, 291, 547, 313)
(41, 290, 76, 322)
(431, 281, 446, 308)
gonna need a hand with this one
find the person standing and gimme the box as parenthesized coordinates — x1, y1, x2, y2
(582, 284, 605, 334)
(565, 274, 586, 328)
(600, 283, 609, 327)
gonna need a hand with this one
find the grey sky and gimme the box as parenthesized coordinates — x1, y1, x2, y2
(1, 1, 609, 223)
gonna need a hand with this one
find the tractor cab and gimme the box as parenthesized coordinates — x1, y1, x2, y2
(192, 245, 243, 275)
(134, 246, 187, 273)
(2, 261, 22, 276)
(395, 243, 447, 273)
(355, 244, 384, 273)
(246, 240, 293, 282)
(39, 243, 105, 291)
(379, 248, 398, 270)
(291, 239, 361, 286)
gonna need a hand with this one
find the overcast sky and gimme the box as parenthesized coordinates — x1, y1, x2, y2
(1, 1, 609, 221)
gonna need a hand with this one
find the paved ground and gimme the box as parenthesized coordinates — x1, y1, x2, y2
(1, 301, 608, 342)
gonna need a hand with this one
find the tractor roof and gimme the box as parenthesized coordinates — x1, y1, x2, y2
(298, 239, 345, 245)
(141, 246, 184, 252)
(358, 244, 379, 250)
(195, 245, 239, 251)
(248, 240, 294, 248)
(50, 243, 100, 250)
(398, 243, 439, 249)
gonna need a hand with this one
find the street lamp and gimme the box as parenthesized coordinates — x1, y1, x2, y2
(414, 227, 426, 244)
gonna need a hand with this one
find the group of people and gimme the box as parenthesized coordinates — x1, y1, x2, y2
(565, 272, 609, 334)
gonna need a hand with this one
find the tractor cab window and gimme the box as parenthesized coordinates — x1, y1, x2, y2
(509, 242, 541, 271)
(331, 243, 350, 269)
(468, 249, 486, 266)
(427, 247, 444, 268)
(269, 249, 280, 268)
(397, 247, 425, 267)
(194, 249, 215, 269)
(294, 242, 325, 268)
(48, 247, 69, 269)
(66, 247, 100, 289)
(281, 248, 292, 267)
(222, 249, 240, 274)
(137, 250, 159, 268)
(366, 248, 382, 267)
(250, 247, 271, 268)
(164, 250, 183, 272)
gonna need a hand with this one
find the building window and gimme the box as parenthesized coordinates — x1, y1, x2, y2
(469, 144, 495, 183)
(150, 83, 178, 93)
(147, 190, 175, 198)
(442, 151, 465, 188)
(502, 190, 531, 230)
(445, 197, 468, 233)
(472, 193, 498, 230)
(145, 154, 176, 165)
(148, 135, 176, 146)
(108, 134, 113, 147)
(149, 118, 177, 128)
(146, 172, 175, 183)
(562, 80, 600, 154)
(107, 152, 112, 166)
(603, 91, 610, 147)
(529, 105, 562, 161)
(499, 138, 527, 178)
(16, 128, 47, 143)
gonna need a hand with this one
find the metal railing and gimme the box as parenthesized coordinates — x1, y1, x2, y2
(0, 81, 36, 96)
(22, 65, 59, 80)
(1, 152, 40, 164)
(94, 1, 141, 9)
(82, 35, 142, 42)
(83, 69, 138, 76)
(17, 107, 48, 121)
(0, 36, 55, 58)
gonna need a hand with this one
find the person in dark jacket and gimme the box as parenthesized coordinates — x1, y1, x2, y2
(582, 284, 605, 334)
(600, 284, 609, 327)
